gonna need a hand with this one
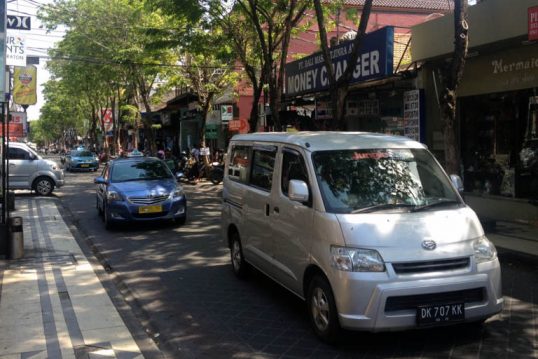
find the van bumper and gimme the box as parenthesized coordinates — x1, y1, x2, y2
(332, 258, 503, 332)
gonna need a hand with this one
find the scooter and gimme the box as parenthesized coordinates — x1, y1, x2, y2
(209, 162, 224, 185)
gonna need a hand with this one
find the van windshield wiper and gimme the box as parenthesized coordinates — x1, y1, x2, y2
(411, 199, 461, 212)
(351, 203, 415, 214)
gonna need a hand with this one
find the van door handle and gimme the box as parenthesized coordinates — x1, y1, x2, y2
(273, 206, 279, 214)
(265, 203, 270, 216)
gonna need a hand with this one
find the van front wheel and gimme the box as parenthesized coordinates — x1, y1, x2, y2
(230, 232, 249, 278)
(307, 275, 340, 343)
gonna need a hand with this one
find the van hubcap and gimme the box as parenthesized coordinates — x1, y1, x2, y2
(311, 287, 330, 331)
(232, 241, 241, 270)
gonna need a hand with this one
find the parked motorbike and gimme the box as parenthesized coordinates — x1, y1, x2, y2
(209, 162, 224, 185)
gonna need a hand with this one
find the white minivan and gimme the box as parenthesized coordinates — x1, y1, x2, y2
(221, 132, 503, 342)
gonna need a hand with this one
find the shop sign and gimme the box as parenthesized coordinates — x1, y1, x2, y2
(529, 6, 538, 41)
(228, 118, 249, 133)
(403, 90, 421, 142)
(285, 27, 394, 97)
(221, 105, 233, 122)
(6, 32, 26, 66)
(205, 124, 218, 139)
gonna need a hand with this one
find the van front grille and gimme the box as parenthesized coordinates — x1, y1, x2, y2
(392, 257, 470, 274)
(385, 288, 485, 312)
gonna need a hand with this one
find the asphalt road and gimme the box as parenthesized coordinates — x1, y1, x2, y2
(55, 169, 538, 359)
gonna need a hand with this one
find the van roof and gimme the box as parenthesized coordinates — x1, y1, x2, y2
(230, 132, 426, 152)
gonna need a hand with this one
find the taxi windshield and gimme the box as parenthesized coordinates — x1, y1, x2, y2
(312, 148, 461, 214)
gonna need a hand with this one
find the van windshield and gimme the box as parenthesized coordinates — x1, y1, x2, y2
(312, 148, 462, 214)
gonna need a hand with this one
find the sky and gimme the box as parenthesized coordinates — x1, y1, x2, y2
(7, 0, 65, 121)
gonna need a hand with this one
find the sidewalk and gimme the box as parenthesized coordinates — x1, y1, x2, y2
(0, 197, 157, 358)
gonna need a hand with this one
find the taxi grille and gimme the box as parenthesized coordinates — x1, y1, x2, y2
(385, 288, 485, 312)
(128, 195, 169, 205)
(392, 257, 470, 274)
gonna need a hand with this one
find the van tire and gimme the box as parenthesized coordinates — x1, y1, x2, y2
(33, 177, 54, 196)
(307, 275, 340, 344)
(230, 232, 249, 278)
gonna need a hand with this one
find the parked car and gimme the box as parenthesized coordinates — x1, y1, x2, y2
(94, 156, 187, 229)
(65, 149, 99, 172)
(222, 132, 502, 342)
(6, 142, 65, 196)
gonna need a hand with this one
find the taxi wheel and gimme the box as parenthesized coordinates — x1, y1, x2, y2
(103, 205, 114, 230)
(96, 198, 103, 216)
(307, 275, 340, 343)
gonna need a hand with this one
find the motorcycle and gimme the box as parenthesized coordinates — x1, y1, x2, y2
(209, 162, 224, 185)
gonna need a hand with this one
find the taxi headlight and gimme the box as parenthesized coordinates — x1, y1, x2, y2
(171, 188, 184, 198)
(330, 246, 385, 272)
(473, 236, 497, 263)
(106, 191, 122, 202)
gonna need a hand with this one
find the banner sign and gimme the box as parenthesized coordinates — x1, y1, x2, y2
(101, 108, 113, 133)
(10, 111, 27, 135)
(285, 27, 394, 97)
(6, 32, 26, 66)
(7, 15, 31, 30)
(13, 66, 37, 105)
(403, 89, 425, 143)
(529, 6, 538, 41)
(0, 1, 6, 100)
(0, 123, 24, 138)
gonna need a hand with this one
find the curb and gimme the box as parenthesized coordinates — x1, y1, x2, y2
(55, 196, 177, 359)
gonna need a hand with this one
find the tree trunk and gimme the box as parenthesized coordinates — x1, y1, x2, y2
(438, 0, 468, 175)
(314, 0, 373, 131)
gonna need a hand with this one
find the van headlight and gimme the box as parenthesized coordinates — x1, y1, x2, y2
(330, 246, 385, 272)
(473, 236, 497, 263)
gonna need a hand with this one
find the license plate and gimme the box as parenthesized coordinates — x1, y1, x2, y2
(80, 164, 89, 168)
(139, 205, 162, 214)
(417, 302, 464, 326)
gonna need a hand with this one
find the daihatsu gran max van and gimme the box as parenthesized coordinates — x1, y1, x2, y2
(221, 132, 502, 342)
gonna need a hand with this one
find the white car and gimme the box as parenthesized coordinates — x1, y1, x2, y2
(6, 142, 65, 195)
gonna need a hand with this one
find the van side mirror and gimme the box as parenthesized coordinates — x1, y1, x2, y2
(288, 179, 309, 203)
(28, 153, 36, 161)
(450, 174, 464, 194)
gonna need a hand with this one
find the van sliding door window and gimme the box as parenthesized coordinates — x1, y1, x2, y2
(250, 147, 277, 191)
(229, 145, 251, 183)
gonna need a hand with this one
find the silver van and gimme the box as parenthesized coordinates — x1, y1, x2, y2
(221, 132, 502, 342)
(7, 142, 65, 196)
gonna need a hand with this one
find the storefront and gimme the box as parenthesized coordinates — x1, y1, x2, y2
(457, 44, 538, 197)
(411, 0, 538, 199)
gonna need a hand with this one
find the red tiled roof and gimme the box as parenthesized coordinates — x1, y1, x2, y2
(341, 0, 453, 11)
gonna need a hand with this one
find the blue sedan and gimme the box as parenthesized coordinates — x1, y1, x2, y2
(94, 156, 187, 229)
(65, 149, 99, 172)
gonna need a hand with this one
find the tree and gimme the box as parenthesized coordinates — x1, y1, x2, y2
(236, 0, 310, 130)
(437, 0, 469, 174)
(313, 0, 373, 130)
(39, 0, 179, 154)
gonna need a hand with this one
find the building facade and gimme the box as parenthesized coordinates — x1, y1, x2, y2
(411, 0, 538, 199)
